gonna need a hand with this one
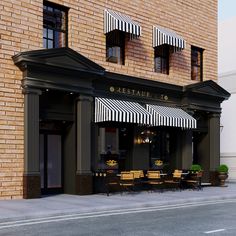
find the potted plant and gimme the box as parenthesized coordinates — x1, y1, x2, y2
(189, 164, 203, 181)
(190, 164, 202, 173)
(217, 164, 229, 186)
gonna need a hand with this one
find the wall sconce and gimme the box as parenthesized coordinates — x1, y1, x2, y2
(220, 124, 224, 133)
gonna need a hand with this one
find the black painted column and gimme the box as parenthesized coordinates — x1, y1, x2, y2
(23, 88, 41, 199)
(208, 113, 221, 184)
(197, 113, 221, 183)
(76, 95, 93, 194)
(180, 130, 193, 169)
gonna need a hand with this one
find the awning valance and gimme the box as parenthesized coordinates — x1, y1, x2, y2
(146, 104, 196, 129)
(104, 9, 141, 38)
(95, 98, 151, 125)
(153, 26, 185, 50)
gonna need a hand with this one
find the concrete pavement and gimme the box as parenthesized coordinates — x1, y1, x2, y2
(0, 182, 236, 222)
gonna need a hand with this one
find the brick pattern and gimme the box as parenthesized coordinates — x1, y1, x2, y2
(0, 0, 42, 199)
(0, 0, 217, 199)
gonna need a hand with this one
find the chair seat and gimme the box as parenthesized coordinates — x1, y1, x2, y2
(186, 180, 198, 183)
(164, 180, 180, 183)
(120, 183, 134, 186)
(148, 181, 163, 185)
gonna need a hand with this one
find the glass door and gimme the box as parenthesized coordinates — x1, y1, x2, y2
(40, 133, 63, 194)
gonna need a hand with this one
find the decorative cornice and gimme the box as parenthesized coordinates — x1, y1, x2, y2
(12, 47, 105, 76)
(22, 87, 42, 95)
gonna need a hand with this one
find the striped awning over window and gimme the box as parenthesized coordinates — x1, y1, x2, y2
(95, 98, 151, 125)
(146, 105, 196, 129)
(104, 9, 141, 38)
(153, 26, 186, 50)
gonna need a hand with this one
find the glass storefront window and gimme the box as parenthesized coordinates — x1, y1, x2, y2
(149, 130, 170, 169)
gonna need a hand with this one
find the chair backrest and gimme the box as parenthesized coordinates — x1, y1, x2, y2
(174, 169, 182, 174)
(173, 170, 182, 178)
(120, 172, 134, 181)
(130, 170, 144, 179)
(147, 171, 161, 179)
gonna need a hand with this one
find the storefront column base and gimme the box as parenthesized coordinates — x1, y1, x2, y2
(76, 173, 93, 195)
(23, 173, 41, 199)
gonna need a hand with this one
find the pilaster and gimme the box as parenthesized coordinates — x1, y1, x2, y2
(23, 88, 41, 198)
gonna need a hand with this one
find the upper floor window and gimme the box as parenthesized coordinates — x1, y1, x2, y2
(106, 30, 125, 65)
(43, 1, 68, 49)
(191, 46, 203, 81)
(154, 45, 169, 74)
(104, 9, 141, 65)
(153, 26, 185, 75)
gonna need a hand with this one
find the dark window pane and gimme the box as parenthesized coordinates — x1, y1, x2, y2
(61, 12, 66, 30)
(154, 45, 169, 74)
(191, 46, 203, 81)
(106, 30, 125, 65)
(48, 40, 53, 49)
(154, 57, 161, 72)
(43, 2, 68, 48)
(55, 31, 65, 48)
(48, 29, 53, 39)
(43, 38, 47, 48)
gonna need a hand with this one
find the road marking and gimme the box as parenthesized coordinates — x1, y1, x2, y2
(204, 229, 226, 234)
(0, 199, 235, 230)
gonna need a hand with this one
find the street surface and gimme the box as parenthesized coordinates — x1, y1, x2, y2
(0, 199, 236, 235)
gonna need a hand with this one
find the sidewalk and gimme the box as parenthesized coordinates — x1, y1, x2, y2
(1, 182, 236, 222)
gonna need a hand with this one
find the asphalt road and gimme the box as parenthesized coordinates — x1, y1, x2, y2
(0, 199, 236, 236)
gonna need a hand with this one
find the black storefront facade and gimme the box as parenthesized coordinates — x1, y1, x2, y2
(13, 47, 230, 198)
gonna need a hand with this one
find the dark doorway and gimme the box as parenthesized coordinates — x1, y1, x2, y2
(40, 133, 63, 194)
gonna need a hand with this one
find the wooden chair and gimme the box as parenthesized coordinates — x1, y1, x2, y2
(164, 170, 183, 190)
(119, 172, 135, 193)
(106, 173, 120, 196)
(130, 170, 144, 178)
(130, 170, 145, 190)
(146, 170, 163, 192)
(185, 171, 203, 190)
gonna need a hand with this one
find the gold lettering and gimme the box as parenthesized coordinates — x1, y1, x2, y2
(122, 88, 126, 94)
(109, 86, 154, 99)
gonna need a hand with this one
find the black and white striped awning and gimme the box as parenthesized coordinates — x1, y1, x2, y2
(153, 26, 185, 50)
(95, 98, 151, 125)
(104, 9, 141, 38)
(146, 104, 196, 129)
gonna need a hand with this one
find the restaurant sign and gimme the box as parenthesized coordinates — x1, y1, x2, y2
(109, 86, 169, 101)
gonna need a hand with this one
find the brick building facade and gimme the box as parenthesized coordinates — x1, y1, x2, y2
(0, 0, 229, 199)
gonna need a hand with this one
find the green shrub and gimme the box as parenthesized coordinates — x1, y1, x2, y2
(217, 164, 229, 173)
(190, 164, 202, 172)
